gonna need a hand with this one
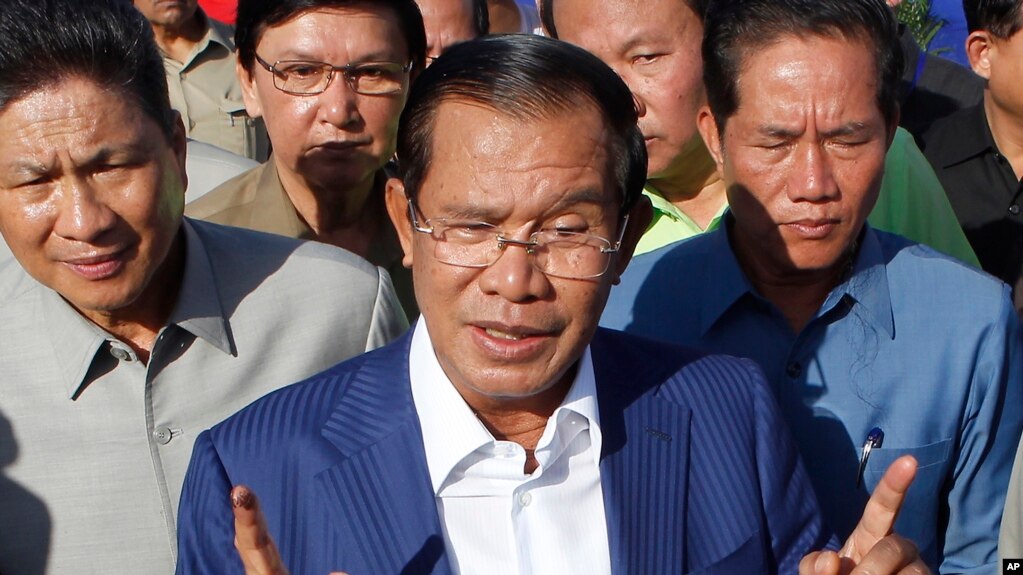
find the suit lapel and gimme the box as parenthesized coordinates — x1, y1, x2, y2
(316, 336, 452, 575)
(593, 331, 691, 575)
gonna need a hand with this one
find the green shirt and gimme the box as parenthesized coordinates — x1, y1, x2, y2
(636, 127, 980, 267)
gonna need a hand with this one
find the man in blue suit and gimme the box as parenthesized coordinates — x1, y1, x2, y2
(176, 34, 926, 575)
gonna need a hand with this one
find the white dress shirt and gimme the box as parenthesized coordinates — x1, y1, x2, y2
(409, 322, 613, 575)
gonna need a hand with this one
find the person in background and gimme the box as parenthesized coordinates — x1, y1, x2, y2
(415, 0, 489, 64)
(186, 0, 425, 321)
(920, 0, 1023, 318)
(542, 0, 979, 266)
(134, 0, 270, 161)
(487, 0, 539, 33)
(0, 0, 406, 571)
(601, 0, 1023, 571)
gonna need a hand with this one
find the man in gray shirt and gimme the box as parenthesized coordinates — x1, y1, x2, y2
(0, 0, 407, 572)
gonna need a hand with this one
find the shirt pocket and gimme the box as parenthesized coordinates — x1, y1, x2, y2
(685, 530, 769, 575)
(862, 439, 952, 547)
(217, 98, 261, 159)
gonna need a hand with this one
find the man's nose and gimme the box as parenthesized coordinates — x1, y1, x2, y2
(790, 144, 839, 202)
(53, 177, 118, 243)
(477, 239, 552, 303)
(318, 71, 361, 128)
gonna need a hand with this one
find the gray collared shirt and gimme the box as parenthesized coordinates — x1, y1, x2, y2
(0, 218, 408, 573)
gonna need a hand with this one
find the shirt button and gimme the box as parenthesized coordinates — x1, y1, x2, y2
(152, 427, 174, 445)
(518, 492, 532, 506)
(110, 346, 133, 362)
(786, 362, 802, 378)
(1010, 204, 1021, 216)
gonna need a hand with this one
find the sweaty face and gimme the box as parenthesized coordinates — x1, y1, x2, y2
(386, 101, 635, 406)
(553, 0, 706, 180)
(241, 7, 410, 195)
(698, 35, 891, 280)
(132, 0, 198, 28)
(417, 0, 478, 63)
(0, 77, 186, 321)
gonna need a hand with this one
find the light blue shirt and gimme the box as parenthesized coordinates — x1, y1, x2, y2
(601, 221, 1023, 574)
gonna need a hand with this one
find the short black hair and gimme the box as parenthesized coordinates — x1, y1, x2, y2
(0, 0, 175, 138)
(540, 0, 709, 38)
(964, 0, 1023, 37)
(236, 0, 427, 74)
(703, 0, 902, 132)
(397, 34, 647, 213)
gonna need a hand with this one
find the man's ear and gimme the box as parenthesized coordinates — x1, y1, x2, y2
(609, 194, 653, 284)
(237, 58, 264, 119)
(696, 105, 725, 176)
(966, 30, 994, 80)
(385, 177, 415, 269)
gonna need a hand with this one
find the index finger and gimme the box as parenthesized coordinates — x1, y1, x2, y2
(841, 455, 917, 559)
(232, 485, 290, 575)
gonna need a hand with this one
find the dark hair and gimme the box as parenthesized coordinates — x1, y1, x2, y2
(236, 0, 427, 74)
(540, 0, 709, 38)
(964, 0, 1023, 37)
(397, 34, 647, 213)
(473, 0, 491, 36)
(703, 0, 902, 132)
(0, 0, 175, 138)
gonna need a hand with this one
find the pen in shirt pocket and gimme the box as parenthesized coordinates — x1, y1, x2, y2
(856, 427, 884, 488)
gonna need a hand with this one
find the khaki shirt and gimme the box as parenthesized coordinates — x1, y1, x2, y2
(163, 11, 269, 161)
(0, 219, 407, 573)
(186, 160, 418, 320)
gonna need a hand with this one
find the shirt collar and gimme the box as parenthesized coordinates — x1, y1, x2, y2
(697, 217, 757, 336)
(43, 218, 234, 398)
(168, 8, 234, 68)
(927, 103, 994, 169)
(823, 225, 895, 339)
(203, 10, 236, 52)
(409, 320, 601, 494)
(699, 217, 894, 339)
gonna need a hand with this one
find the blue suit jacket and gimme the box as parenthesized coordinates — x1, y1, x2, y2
(176, 328, 832, 574)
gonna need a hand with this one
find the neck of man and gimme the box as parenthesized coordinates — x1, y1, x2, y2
(74, 232, 186, 366)
(731, 225, 856, 334)
(648, 144, 725, 230)
(151, 12, 206, 64)
(984, 92, 1023, 181)
(454, 367, 577, 475)
(278, 162, 383, 260)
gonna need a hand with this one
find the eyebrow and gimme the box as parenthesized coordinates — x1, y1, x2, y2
(434, 188, 613, 221)
(273, 49, 405, 63)
(757, 121, 871, 139)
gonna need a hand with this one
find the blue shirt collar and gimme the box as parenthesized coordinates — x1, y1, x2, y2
(700, 218, 894, 339)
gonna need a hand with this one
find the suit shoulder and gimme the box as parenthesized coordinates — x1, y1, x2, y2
(188, 218, 381, 282)
(208, 342, 394, 447)
(593, 328, 769, 410)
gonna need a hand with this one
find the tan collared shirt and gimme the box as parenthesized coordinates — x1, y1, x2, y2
(186, 159, 418, 320)
(0, 219, 407, 573)
(162, 11, 269, 160)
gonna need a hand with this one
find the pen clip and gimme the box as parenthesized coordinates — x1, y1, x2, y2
(856, 427, 884, 488)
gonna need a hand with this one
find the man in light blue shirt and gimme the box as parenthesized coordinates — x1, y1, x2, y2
(602, 0, 1023, 573)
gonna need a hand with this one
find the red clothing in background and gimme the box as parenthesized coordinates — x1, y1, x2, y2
(198, 0, 236, 24)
